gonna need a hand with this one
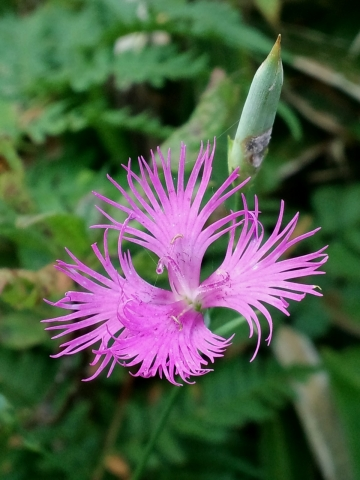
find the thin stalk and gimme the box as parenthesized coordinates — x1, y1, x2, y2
(92, 376, 134, 480)
(131, 316, 247, 480)
(131, 385, 181, 480)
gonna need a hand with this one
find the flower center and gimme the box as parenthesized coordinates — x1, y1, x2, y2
(170, 298, 203, 331)
(156, 233, 198, 299)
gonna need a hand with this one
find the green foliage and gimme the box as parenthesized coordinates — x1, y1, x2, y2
(0, 0, 269, 151)
(1, 0, 360, 479)
(322, 347, 360, 479)
(161, 69, 240, 170)
(0, 311, 47, 349)
(260, 411, 318, 480)
(175, 357, 293, 435)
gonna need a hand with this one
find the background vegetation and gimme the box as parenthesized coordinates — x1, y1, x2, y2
(1, 0, 360, 479)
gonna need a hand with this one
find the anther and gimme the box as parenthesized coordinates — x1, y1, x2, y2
(170, 233, 183, 245)
(171, 315, 183, 331)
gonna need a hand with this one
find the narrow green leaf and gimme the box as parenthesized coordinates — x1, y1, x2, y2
(160, 69, 240, 170)
(322, 347, 360, 480)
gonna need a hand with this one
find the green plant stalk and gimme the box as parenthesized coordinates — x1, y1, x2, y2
(131, 315, 247, 480)
(131, 385, 181, 480)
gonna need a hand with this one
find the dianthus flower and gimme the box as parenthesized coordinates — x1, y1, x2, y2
(43, 141, 328, 385)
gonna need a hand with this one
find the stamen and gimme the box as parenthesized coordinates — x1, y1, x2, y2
(171, 233, 184, 244)
(156, 259, 165, 274)
(155, 233, 183, 274)
(171, 315, 183, 331)
(198, 269, 230, 293)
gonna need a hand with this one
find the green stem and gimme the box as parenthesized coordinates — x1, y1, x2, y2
(131, 316, 247, 480)
(131, 385, 182, 480)
(214, 315, 247, 337)
(92, 377, 134, 480)
(233, 188, 241, 212)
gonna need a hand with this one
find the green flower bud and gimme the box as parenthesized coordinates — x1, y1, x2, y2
(228, 35, 283, 180)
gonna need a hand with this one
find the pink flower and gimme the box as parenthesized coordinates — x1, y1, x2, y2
(43, 141, 328, 385)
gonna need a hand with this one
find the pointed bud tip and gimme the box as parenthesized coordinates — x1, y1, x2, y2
(268, 34, 282, 63)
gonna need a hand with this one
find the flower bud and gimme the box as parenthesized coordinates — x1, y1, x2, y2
(228, 35, 283, 180)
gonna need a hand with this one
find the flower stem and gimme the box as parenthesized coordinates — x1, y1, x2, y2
(131, 316, 246, 480)
(214, 315, 247, 337)
(131, 385, 182, 480)
(92, 376, 134, 480)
